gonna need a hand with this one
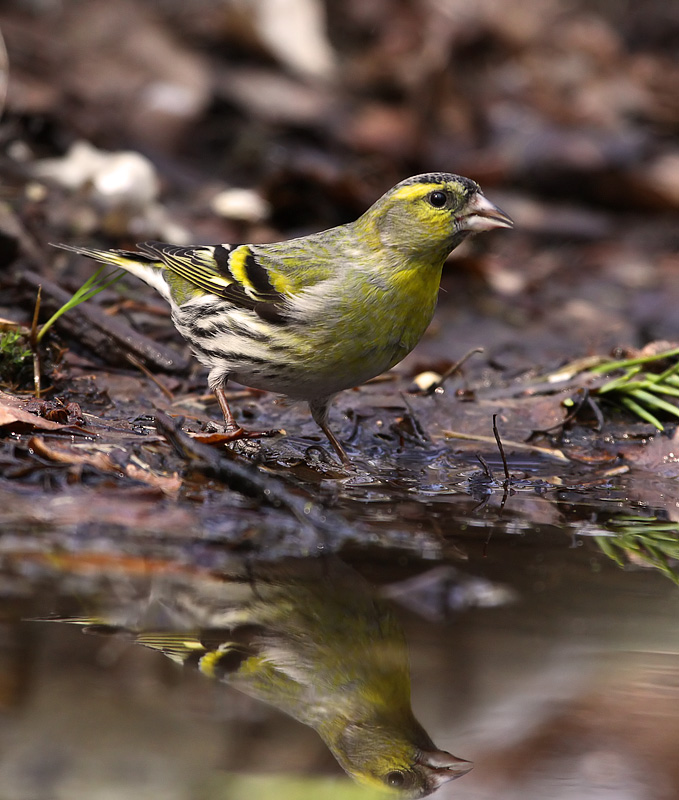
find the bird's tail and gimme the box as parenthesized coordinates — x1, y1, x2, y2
(54, 243, 172, 303)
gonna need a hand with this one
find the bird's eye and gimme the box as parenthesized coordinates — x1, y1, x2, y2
(428, 190, 448, 208)
(385, 770, 406, 788)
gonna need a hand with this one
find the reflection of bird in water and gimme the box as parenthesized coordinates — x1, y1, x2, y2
(45, 558, 471, 797)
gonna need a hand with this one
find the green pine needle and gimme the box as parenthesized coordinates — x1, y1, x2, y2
(582, 348, 679, 429)
(617, 395, 664, 430)
(630, 389, 679, 419)
(588, 348, 679, 374)
(594, 517, 679, 585)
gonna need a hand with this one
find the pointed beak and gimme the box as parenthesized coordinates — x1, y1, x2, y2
(420, 749, 474, 790)
(459, 192, 513, 232)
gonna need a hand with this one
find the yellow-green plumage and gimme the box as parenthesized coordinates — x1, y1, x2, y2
(41, 558, 473, 797)
(58, 173, 512, 462)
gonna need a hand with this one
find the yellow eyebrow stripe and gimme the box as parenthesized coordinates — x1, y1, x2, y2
(390, 183, 439, 202)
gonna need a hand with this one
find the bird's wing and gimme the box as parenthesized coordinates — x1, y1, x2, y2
(133, 629, 264, 675)
(137, 240, 291, 324)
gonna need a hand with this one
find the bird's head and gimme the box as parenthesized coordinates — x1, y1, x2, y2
(360, 173, 513, 262)
(327, 718, 473, 798)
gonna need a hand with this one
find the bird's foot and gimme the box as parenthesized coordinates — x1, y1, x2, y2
(222, 425, 280, 441)
(192, 424, 280, 446)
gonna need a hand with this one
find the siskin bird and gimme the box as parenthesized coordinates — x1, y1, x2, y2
(40, 557, 472, 797)
(58, 173, 512, 462)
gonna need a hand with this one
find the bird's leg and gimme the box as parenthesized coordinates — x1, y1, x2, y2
(214, 383, 241, 434)
(309, 397, 350, 465)
(319, 421, 351, 465)
(213, 383, 279, 441)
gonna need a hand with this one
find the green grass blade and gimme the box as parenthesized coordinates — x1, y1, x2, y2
(36, 268, 125, 343)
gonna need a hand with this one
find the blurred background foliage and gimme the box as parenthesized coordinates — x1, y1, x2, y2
(2, 0, 679, 226)
(2, 0, 679, 374)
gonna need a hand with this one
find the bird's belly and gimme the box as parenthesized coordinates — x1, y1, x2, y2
(173, 289, 435, 400)
(231, 340, 401, 399)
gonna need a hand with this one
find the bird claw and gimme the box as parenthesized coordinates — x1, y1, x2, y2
(225, 426, 281, 441)
(191, 426, 281, 446)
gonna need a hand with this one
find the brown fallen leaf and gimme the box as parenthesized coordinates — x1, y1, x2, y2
(617, 426, 679, 479)
(0, 393, 68, 432)
(28, 437, 119, 472)
(0, 484, 194, 532)
(189, 429, 281, 445)
(28, 436, 181, 496)
(125, 462, 181, 496)
(0, 391, 92, 435)
(24, 398, 86, 425)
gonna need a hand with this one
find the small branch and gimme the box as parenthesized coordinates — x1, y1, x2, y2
(126, 353, 174, 401)
(531, 388, 590, 437)
(422, 347, 485, 396)
(492, 414, 511, 514)
(19, 270, 189, 373)
(444, 429, 570, 462)
(399, 391, 430, 442)
(492, 413, 511, 484)
(475, 452, 493, 479)
(153, 411, 350, 542)
(29, 285, 42, 397)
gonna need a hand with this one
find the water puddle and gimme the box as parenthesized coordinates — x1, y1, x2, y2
(0, 452, 677, 800)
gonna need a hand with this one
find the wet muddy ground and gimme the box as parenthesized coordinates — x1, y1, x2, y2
(1, 1, 679, 798)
